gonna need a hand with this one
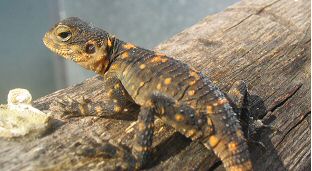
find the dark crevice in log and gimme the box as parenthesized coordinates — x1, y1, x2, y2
(209, 160, 222, 171)
(267, 83, 303, 113)
(276, 111, 311, 148)
(223, 14, 253, 33)
(147, 132, 192, 169)
(255, 0, 282, 14)
(223, 0, 282, 33)
(263, 70, 302, 109)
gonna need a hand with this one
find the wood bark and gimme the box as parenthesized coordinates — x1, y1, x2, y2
(0, 0, 310, 170)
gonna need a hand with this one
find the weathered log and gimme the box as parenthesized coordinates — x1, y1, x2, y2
(0, 0, 310, 170)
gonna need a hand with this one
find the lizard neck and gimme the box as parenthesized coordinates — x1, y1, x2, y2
(107, 38, 139, 78)
(109, 38, 129, 61)
(100, 37, 126, 76)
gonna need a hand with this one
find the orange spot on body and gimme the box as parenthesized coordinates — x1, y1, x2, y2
(208, 135, 219, 147)
(218, 98, 228, 105)
(150, 55, 168, 63)
(139, 64, 146, 69)
(185, 129, 196, 138)
(190, 71, 200, 80)
(123, 43, 136, 49)
(228, 141, 238, 152)
(188, 90, 195, 96)
(139, 82, 145, 86)
(164, 77, 172, 85)
(175, 114, 185, 122)
(110, 63, 119, 70)
(121, 52, 129, 59)
(207, 105, 214, 114)
(189, 79, 197, 86)
(107, 38, 112, 47)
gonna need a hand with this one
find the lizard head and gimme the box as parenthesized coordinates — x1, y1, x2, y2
(43, 17, 112, 74)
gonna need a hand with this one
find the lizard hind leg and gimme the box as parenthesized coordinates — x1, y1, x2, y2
(227, 80, 271, 149)
(132, 104, 155, 169)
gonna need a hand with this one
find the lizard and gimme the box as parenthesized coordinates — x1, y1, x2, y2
(43, 17, 253, 171)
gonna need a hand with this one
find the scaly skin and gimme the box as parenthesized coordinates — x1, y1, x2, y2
(43, 17, 252, 171)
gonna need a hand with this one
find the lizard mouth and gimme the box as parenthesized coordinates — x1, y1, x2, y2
(43, 41, 71, 58)
(43, 33, 74, 60)
(43, 36, 89, 63)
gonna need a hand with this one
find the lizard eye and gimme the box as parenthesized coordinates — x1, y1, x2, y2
(58, 31, 71, 41)
(85, 43, 96, 54)
(55, 25, 72, 42)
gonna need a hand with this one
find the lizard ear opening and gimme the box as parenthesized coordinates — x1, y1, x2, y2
(85, 43, 96, 54)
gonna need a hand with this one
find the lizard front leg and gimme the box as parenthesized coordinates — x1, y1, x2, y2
(70, 98, 156, 170)
(50, 75, 139, 119)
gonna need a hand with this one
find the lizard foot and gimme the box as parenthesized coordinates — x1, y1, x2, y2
(49, 95, 92, 118)
(227, 81, 279, 142)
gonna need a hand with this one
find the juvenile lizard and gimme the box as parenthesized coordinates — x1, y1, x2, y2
(43, 17, 253, 171)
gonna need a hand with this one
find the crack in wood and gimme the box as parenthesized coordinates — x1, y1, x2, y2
(267, 83, 303, 113)
(275, 111, 311, 148)
(223, 0, 282, 33)
(263, 70, 302, 107)
(222, 14, 253, 33)
(209, 160, 222, 171)
(224, 0, 309, 37)
(255, 0, 282, 15)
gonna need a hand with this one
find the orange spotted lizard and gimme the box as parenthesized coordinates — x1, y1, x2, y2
(43, 17, 255, 171)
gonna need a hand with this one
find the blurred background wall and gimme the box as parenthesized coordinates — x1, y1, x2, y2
(0, 0, 238, 103)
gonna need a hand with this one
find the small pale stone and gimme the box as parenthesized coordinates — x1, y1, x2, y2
(0, 88, 52, 138)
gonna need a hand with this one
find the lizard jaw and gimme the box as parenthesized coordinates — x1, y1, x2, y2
(43, 33, 75, 60)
